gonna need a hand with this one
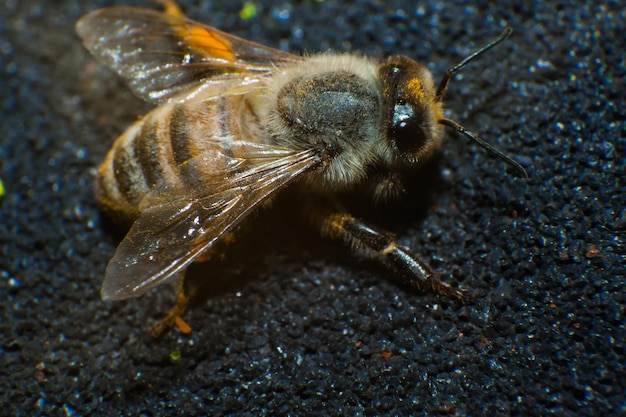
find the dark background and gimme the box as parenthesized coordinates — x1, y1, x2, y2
(1, 0, 624, 415)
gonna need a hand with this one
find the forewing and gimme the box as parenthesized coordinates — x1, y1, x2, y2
(76, 6, 300, 103)
(101, 147, 323, 301)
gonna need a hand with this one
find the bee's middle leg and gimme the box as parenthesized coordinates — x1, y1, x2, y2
(322, 213, 466, 300)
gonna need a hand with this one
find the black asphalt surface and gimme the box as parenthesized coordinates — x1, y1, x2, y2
(1, 0, 624, 415)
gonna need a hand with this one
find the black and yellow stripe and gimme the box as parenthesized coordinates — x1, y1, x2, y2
(95, 95, 262, 223)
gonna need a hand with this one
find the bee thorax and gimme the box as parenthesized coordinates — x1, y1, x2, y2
(264, 60, 385, 189)
(275, 71, 380, 141)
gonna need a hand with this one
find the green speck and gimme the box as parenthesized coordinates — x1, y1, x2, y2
(169, 349, 182, 361)
(0, 178, 4, 197)
(239, 1, 257, 20)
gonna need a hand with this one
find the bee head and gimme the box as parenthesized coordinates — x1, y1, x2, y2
(379, 28, 527, 177)
(380, 55, 444, 164)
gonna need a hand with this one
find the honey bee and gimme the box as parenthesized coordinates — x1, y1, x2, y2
(77, 1, 526, 336)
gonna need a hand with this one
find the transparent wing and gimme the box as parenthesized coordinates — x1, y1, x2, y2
(101, 145, 323, 300)
(76, 6, 300, 103)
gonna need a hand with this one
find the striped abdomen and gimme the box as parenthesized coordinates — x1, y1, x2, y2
(95, 95, 263, 223)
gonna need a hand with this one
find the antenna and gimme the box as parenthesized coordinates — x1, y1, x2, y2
(434, 28, 528, 177)
(439, 118, 528, 178)
(435, 27, 513, 101)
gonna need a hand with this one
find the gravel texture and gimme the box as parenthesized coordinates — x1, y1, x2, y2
(1, 0, 624, 415)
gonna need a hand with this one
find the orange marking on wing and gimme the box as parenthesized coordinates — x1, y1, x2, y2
(181, 25, 236, 62)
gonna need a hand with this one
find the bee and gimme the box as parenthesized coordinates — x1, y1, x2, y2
(76, 1, 526, 336)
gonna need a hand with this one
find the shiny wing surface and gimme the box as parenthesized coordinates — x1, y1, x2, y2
(101, 145, 323, 300)
(76, 6, 300, 103)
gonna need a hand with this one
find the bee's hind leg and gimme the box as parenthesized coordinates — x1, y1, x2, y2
(151, 272, 192, 338)
(150, 236, 235, 337)
(321, 212, 466, 300)
(155, 0, 185, 18)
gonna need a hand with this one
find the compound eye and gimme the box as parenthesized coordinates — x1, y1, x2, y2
(390, 98, 425, 155)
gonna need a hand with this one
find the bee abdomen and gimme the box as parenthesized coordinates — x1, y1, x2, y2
(95, 97, 250, 222)
(169, 104, 193, 167)
(95, 105, 182, 221)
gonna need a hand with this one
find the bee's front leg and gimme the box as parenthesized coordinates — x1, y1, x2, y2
(322, 213, 466, 300)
